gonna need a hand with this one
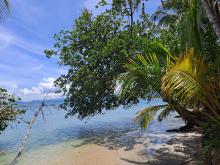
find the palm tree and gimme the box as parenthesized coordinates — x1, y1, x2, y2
(131, 48, 220, 129)
(153, 0, 203, 54)
(0, 0, 10, 21)
(152, 0, 187, 26)
(156, 0, 220, 40)
(118, 50, 172, 129)
(118, 45, 207, 129)
(162, 48, 220, 125)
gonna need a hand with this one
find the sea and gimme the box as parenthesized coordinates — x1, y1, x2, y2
(0, 99, 184, 164)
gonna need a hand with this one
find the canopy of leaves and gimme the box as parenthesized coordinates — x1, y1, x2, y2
(45, 6, 166, 119)
(155, 0, 220, 59)
(46, 0, 220, 122)
(0, 88, 24, 132)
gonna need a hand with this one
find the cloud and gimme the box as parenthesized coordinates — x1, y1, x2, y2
(0, 27, 45, 55)
(18, 77, 62, 101)
(11, 84, 18, 89)
(32, 65, 44, 71)
(38, 77, 56, 89)
(0, 33, 12, 49)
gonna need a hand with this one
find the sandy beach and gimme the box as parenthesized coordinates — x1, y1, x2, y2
(48, 131, 202, 165)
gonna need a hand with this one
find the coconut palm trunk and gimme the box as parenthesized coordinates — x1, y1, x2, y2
(174, 104, 206, 127)
(200, 0, 220, 39)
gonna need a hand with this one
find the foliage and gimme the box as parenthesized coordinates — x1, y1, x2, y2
(46, 0, 220, 130)
(200, 0, 220, 39)
(202, 122, 220, 164)
(0, 88, 25, 132)
(45, 6, 163, 119)
(162, 48, 220, 125)
(134, 104, 168, 129)
(155, 0, 220, 59)
(120, 47, 220, 128)
(118, 53, 163, 102)
(118, 44, 180, 128)
(162, 48, 207, 105)
(203, 122, 220, 152)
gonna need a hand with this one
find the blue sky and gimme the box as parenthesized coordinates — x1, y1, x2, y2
(0, 0, 161, 101)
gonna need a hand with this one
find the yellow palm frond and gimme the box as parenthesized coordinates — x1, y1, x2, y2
(162, 48, 220, 124)
(162, 48, 207, 104)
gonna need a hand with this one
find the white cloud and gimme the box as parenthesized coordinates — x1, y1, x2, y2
(11, 84, 18, 89)
(38, 77, 56, 89)
(32, 65, 44, 71)
(18, 77, 62, 101)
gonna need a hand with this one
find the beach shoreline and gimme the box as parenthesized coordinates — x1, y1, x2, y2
(47, 131, 202, 165)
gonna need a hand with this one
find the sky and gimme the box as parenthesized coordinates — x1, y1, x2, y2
(0, 0, 161, 101)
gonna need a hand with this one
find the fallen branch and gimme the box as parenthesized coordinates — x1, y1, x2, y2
(9, 94, 48, 165)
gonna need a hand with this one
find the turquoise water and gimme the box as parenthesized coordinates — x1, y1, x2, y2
(0, 99, 184, 164)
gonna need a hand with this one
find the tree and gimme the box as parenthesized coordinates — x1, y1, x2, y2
(162, 48, 220, 125)
(118, 0, 220, 129)
(45, 9, 130, 118)
(112, 0, 142, 34)
(119, 47, 207, 128)
(153, 0, 203, 53)
(154, 0, 220, 62)
(46, 0, 220, 127)
(45, 6, 163, 119)
(0, 88, 25, 132)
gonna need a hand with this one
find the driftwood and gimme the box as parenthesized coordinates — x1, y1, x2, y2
(9, 94, 48, 165)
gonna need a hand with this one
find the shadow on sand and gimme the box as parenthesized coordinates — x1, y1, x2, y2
(120, 132, 202, 165)
(71, 124, 143, 151)
(70, 123, 202, 165)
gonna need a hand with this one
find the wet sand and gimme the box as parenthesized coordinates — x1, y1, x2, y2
(48, 132, 202, 165)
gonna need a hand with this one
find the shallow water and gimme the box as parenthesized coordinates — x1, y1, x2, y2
(0, 99, 184, 165)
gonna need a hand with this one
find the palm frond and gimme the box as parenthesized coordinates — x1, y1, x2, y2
(187, 0, 203, 53)
(152, 10, 178, 26)
(134, 104, 168, 129)
(157, 105, 175, 121)
(118, 54, 163, 99)
(162, 48, 207, 104)
(156, 42, 175, 65)
(161, 48, 220, 124)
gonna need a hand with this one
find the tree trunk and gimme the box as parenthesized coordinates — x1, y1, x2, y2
(201, 0, 220, 39)
(164, 98, 207, 127)
(176, 107, 204, 127)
